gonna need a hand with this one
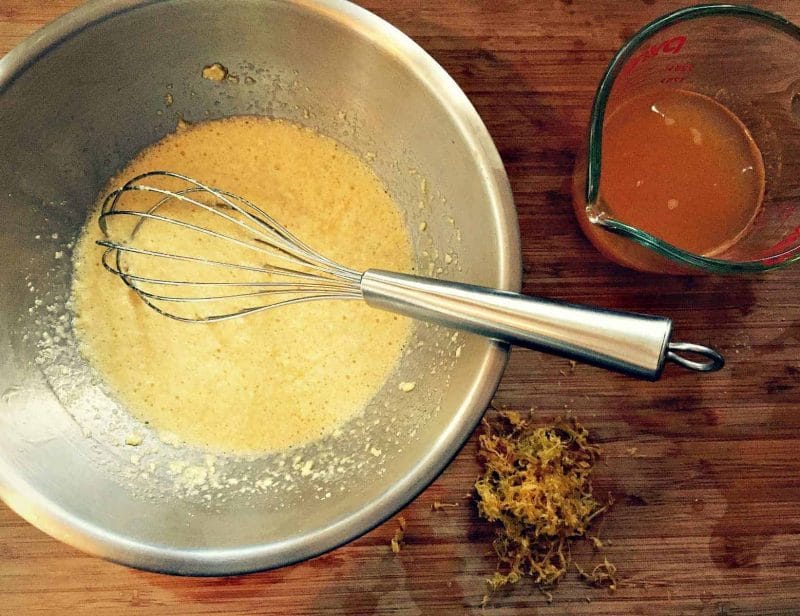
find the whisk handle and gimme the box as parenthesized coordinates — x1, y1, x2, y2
(360, 270, 723, 380)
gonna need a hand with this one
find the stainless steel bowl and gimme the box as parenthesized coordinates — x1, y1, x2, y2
(0, 0, 520, 574)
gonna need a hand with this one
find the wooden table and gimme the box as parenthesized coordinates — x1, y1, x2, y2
(3, 1, 800, 613)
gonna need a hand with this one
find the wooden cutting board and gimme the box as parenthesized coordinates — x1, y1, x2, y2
(2, 1, 800, 613)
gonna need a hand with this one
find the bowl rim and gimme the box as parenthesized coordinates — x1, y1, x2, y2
(0, 0, 522, 575)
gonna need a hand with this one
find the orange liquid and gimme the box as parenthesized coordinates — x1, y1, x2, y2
(574, 89, 765, 271)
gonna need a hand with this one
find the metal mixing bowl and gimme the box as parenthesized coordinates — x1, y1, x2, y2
(0, 0, 520, 574)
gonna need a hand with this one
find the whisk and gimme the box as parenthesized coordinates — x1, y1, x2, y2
(97, 171, 723, 380)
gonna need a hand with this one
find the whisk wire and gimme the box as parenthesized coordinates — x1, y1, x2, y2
(100, 178, 360, 281)
(98, 242, 357, 291)
(96, 171, 364, 322)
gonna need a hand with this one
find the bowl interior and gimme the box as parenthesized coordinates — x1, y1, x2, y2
(0, 0, 518, 573)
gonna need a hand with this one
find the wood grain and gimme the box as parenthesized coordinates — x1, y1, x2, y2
(3, 0, 800, 614)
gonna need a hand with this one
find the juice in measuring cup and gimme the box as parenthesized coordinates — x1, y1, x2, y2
(574, 88, 765, 271)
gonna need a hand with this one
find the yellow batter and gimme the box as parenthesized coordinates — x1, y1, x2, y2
(72, 116, 413, 453)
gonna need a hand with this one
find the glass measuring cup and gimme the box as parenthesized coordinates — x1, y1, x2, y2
(573, 4, 800, 274)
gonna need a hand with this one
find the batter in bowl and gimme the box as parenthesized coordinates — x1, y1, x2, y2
(71, 116, 413, 453)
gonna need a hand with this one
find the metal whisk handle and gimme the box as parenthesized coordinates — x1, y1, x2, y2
(361, 270, 723, 380)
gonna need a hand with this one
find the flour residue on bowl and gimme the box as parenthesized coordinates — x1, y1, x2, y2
(71, 116, 414, 454)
